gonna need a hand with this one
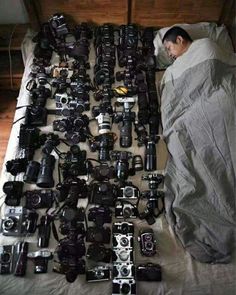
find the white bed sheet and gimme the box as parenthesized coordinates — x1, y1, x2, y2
(0, 29, 235, 295)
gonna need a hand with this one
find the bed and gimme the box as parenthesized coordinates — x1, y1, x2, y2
(0, 23, 236, 295)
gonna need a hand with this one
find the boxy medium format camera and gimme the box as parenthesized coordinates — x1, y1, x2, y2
(0, 207, 38, 237)
(138, 228, 156, 257)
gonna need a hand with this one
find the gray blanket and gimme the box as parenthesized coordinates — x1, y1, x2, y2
(160, 38, 236, 263)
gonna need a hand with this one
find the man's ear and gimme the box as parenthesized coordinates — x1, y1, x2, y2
(176, 36, 184, 44)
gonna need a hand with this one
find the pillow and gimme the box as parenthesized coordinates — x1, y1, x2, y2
(153, 22, 234, 69)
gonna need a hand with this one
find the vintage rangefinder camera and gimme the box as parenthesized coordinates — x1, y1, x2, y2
(136, 263, 162, 281)
(0, 207, 38, 237)
(86, 266, 111, 282)
(115, 201, 138, 219)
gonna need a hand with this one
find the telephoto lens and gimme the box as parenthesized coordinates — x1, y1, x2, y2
(145, 141, 156, 171)
(37, 155, 56, 188)
(23, 161, 40, 183)
(119, 120, 132, 148)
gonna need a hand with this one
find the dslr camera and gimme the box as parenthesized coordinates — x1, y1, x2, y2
(88, 206, 112, 226)
(24, 189, 55, 209)
(0, 206, 38, 236)
(89, 181, 118, 207)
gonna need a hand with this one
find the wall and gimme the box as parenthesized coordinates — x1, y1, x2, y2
(0, 0, 28, 24)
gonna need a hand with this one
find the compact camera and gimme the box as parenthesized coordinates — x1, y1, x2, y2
(86, 266, 111, 282)
(138, 228, 156, 257)
(24, 189, 55, 209)
(115, 202, 138, 219)
(0, 207, 38, 237)
(136, 263, 162, 281)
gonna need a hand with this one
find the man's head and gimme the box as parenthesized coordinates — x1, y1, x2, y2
(162, 26, 193, 59)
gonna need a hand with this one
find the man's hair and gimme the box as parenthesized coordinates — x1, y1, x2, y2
(162, 26, 193, 43)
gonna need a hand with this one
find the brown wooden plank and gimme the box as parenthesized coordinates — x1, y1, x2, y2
(0, 24, 29, 51)
(34, 0, 128, 25)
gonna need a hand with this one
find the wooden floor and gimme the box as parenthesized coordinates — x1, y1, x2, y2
(0, 90, 17, 172)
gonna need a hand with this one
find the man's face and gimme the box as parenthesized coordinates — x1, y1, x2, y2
(163, 36, 187, 59)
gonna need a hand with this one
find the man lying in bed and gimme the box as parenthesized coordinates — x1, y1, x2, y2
(159, 27, 236, 264)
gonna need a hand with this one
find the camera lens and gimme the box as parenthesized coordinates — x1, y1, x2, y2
(120, 266, 130, 277)
(121, 223, 129, 234)
(1, 252, 11, 263)
(120, 237, 129, 247)
(145, 242, 153, 250)
(118, 250, 129, 261)
(31, 194, 41, 206)
(3, 218, 16, 230)
(95, 269, 104, 279)
(121, 283, 130, 294)
(123, 206, 132, 218)
(123, 187, 133, 198)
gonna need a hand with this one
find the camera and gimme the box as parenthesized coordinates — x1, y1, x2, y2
(59, 207, 85, 236)
(6, 158, 28, 176)
(0, 245, 15, 274)
(115, 202, 138, 219)
(53, 257, 85, 283)
(113, 263, 135, 279)
(113, 222, 134, 236)
(56, 177, 88, 204)
(118, 183, 140, 200)
(25, 105, 47, 127)
(88, 206, 112, 226)
(86, 226, 111, 244)
(27, 249, 53, 273)
(24, 189, 55, 209)
(86, 243, 111, 263)
(86, 266, 111, 282)
(89, 133, 116, 162)
(112, 278, 136, 295)
(89, 181, 117, 207)
(0, 206, 38, 236)
(138, 228, 156, 257)
(59, 145, 88, 179)
(113, 234, 134, 249)
(3, 181, 24, 206)
(18, 124, 42, 160)
(56, 236, 86, 260)
(29, 84, 51, 107)
(110, 151, 134, 181)
(136, 263, 162, 281)
(90, 163, 115, 181)
(36, 154, 56, 188)
(49, 13, 69, 38)
(112, 249, 134, 263)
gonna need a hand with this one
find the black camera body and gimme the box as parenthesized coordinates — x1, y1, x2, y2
(86, 243, 111, 263)
(138, 228, 156, 257)
(113, 222, 134, 236)
(59, 207, 85, 236)
(89, 181, 117, 207)
(60, 145, 88, 179)
(118, 183, 140, 200)
(25, 105, 47, 126)
(3, 181, 24, 206)
(110, 151, 134, 181)
(86, 226, 111, 244)
(49, 13, 69, 38)
(24, 189, 54, 209)
(0, 245, 15, 274)
(0, 206, 38, 236)
(90, 163, 115, 181)
(6, 158, 28, 176)
(136, 263, 162, 282)
(88, 206, 112, 226)
(53, 257, 85, 282)
(112, 279, 136, 295)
